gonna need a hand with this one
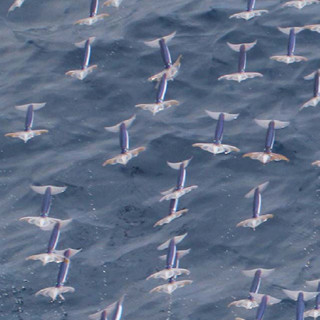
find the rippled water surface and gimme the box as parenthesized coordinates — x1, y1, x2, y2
(1, 0, 320, 319)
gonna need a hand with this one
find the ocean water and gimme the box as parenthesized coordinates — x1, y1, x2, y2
(1, 0, 320, 319)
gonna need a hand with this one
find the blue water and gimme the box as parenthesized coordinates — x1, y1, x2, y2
(1, 0, 320, 319)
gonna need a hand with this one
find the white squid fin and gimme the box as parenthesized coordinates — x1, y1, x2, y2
(26, 253, 65, 265)
(177, 249, 191, 258)
(242, 268, 275, 278)
(53, 248, 82, 258)
(102, 147, 145, 166)
(74, 37, 96, 48)
(31, 185, 67, 195)
(15, 103, 46, 111)
(306, 279, 320, 287)
(254, 119, 290, 129)
(153, 209, 189, 227)
(250, 293, 281, 305)
(205, 110, 239, 121)
(304, 69, 320, 80)
(270, 55, 308, 64)
(157, 233, 188, 250)
(135, 100, 179, 115)
(236, 214, 274, 229)
(300, 96, 320, 110)
(19, 216, 72, 230)
(167, 158, 192, 170)
(35, 286, 75, 301)
(74, 14, 109, 26)
(5, 130, 48, 143)
(245, 181, 270, 198)
(229, 10, 268, 20)
(282, 289, 318, 301)
(148, 55, 182, 82)
(159, 185, 198, 202)
(243, 152, 289, 164)
(278, 26, 306, 34)
(149, 280, 192, 294)
(8, 0, 25, 13)
(282, 0, 319, 9)
(146, 268, 190, 280)
(104, 115, 136, 133)
(218, 72, 263, 82)
(144, 31, 177, 48)
(160, 187, 175, 196)
(159, 249, 191, 261)
(304, 24, 320, 33)
(193, 143, 239, 155)
(312, 160, 320, 167)
(227, 41, 257, 52)
(228, 299, 259, 309)
(304, 309, 320, 318)
(65, 65, 98, 80)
